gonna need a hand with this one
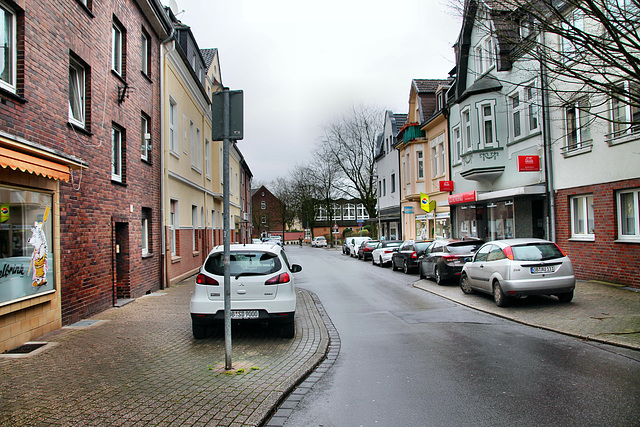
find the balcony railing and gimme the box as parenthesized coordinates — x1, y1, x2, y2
(398, 123, 424, 144)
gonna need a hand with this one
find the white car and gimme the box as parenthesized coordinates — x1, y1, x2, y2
(190, 243, 302, 338)
(311, 236, 327, 247)
(460, 238, 575, 307)
(348, 236, 371, 257)
(371, 240, 403, 267)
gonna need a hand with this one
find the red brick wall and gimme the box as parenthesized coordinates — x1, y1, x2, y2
(555, 178, 640, 288)
(252, 186, 284, 238)
(0, 1, 164, 324)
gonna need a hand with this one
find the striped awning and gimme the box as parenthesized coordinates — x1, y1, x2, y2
(0, 146, 71, 182)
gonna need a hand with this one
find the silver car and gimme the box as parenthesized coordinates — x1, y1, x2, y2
(460, 238, 575, 307)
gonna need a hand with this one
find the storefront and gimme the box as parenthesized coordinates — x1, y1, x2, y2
(449, 186, 547, 241)
(415, 212, 451, 240)
(0, 140, 84, 353)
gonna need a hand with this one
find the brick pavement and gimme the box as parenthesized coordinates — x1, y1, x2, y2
(0, 277, 329, 427)
(414, 279, 640, 350)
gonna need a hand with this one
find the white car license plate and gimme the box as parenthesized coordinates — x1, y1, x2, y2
(231, 310, 259, 319)
(531, 266, 555, 274)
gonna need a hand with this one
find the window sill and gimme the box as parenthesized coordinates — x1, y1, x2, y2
(192, 251, 200, 257)
(111, 70, 126, 84)
(606, 132, 639, 147)
(74, 0, 94, 18)
(142, 252, 153, 259)
(169, 150, 180, 159)
(569, 236, 595, 242)
(0, 87, 26, 104)
(141, 71, 153, 84)
(614, 238, 640, 244)
(171, 256, 181, 264)
(191, 165, 202, 174)
(561, 141, 593, 158)
(507, 130, 542, 146)
(67, 122, 93, 136)
(111, 178, 126, 186)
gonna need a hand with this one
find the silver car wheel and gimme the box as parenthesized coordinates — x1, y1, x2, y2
(493, 281, 509, 307)
(460, 274, 473, 294)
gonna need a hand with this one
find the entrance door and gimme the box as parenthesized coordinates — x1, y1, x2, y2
(531, 199, 545, 239)
(114, 222, 130, 300)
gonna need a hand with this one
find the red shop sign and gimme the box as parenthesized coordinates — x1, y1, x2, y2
(439, 180, 454, 192)
(518, 155, 540, 172)
(448, 191, 476, 205)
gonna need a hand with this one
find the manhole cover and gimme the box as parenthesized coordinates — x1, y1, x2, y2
(68, 320, 101, 328)
(4, 342, 47, 354)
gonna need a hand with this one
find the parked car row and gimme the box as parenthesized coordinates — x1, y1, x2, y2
(346, 237, 576, 308)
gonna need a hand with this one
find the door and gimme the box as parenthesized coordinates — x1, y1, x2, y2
(114, 222, 130, 300)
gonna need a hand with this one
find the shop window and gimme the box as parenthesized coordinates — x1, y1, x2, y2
(457, 205, 479, 238)
(570, 194, 594, 240)
(617, 188, 640, 241)
(0, 187, 55, 304)
(487, 201, 514, 240)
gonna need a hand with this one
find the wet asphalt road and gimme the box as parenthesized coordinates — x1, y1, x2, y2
(285, 246, 640, 427)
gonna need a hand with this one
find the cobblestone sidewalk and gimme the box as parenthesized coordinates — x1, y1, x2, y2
(0, 278, 329, 426)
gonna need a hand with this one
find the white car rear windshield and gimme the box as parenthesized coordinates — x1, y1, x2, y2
(204, 251, 282, 277)
(511, 243, 564, 261)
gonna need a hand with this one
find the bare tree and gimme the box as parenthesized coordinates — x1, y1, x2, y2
(452, 0, 639, 129)
(270, 176, 297, 240)
(319, 104, 383, 231)
(311, 144, 343, 245)
(288, 164, 322, 238)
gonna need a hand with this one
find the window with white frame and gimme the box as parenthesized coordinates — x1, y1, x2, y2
(170, 200, 177, 256)
(111, 125, 123, 182)
(570, 195, 594, 239)
(343, 203, 355, 220)
(417, 150, 424, 179)
(141, 29, 150, 76)
(526, 84, 539, 132)
(617, 188, 640, 241)
(169, 98, 177, 152)
(452, 126, 461, 163)
(261, 215, 266, 224)
(561, 9, 584, 61)
(0, 3, 16, 92)
(476, 36, 495, 76)
(480, 103, 496, 147)
(357, 204, 369, 220)
(141, 208, 151, 255)
(510, 92, 522, 139)
(69, 57, 86, 128)
(196, 127, 202, 170)
(431, 133, 445, 177)
(610, 81, 640, 139)
(462, 108, 471, 152)
(112, 19, 124, 76)
(316, 206, 327, 221)
(189, 121, 195, 166)
(261, 200, 266, 210)
(431, 145, 437, 178)
(205, 139, 210, 178)
(141, 113, 150, 161)
(331, 203, 341, 220)
(565, 98, 591, 150)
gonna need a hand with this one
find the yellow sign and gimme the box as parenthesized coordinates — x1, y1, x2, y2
(420, 193, 436, 213)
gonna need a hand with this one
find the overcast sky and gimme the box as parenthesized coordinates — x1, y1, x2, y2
(164, 0, 462, 184)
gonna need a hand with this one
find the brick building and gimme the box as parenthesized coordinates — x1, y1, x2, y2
(0, 0, 171, 352)
(252, 185, 284, 239)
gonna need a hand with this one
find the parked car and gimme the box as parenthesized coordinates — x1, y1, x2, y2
(371, 240, 403, 267)
(357, 240, 380, 260)
(459, 238, 575, 307)
(391, 239, 432, 273)
(419, 238, 484, 285)
(190, 243, 302, 338)
(311, 236, 327, 247)
(348, 236, 372, 257)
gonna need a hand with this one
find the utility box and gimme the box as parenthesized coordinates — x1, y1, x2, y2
(211, 90, 243, 141)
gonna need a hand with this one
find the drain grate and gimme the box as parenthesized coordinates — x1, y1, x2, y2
(4, 342, 47, 354)
(69, 320, 101, 328)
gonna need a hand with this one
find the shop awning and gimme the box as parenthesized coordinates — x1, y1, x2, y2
(0, 146, 71, 182)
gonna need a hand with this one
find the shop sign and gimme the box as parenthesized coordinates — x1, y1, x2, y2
(439, 180, 454, 192)
(415, 214, 427, 221)
(518, 155, 540, 172)
(404, 206, 414, 214)
(448, 191, 476, 205)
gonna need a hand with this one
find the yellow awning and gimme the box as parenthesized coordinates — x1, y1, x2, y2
(0, 146, 70, 182)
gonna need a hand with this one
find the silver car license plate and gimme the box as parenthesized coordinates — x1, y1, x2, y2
(231, 310, 259, 319)
(531, 266, 555, 274)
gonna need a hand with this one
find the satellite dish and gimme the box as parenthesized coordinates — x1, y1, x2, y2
(169, 0, 180, 14)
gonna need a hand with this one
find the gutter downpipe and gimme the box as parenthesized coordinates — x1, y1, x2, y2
(160, 27, 176, 289)
(540, 31, 556, 242)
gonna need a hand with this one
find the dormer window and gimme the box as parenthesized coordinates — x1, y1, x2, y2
(476, 36, 495, 76)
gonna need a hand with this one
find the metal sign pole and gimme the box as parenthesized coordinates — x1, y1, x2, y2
(223, 88, 232, 370)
